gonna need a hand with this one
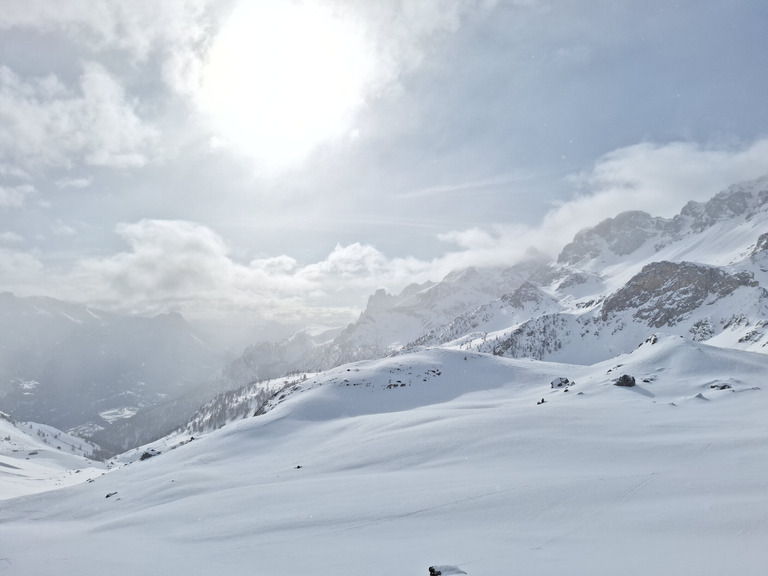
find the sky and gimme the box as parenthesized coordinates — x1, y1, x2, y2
(1, 0, 767, 341)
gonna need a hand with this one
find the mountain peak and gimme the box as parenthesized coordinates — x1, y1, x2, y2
(557, 210, 664, 266)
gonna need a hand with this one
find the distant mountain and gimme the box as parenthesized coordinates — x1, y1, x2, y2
(226, 175, 768, 374)
(4, 176, 768, 457)
(217, 260, 550, 381)
(0, 294, 227, 451)
(192, 176, 768, 432)
(465, 176, 768, 363)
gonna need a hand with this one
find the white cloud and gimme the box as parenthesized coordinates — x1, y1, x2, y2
(0, 0, 220, 97)
(0, 247, 45, 290)
(0, 0, 513, 175)
(0, 183, 34, 209)
(0, 231, 23, 245)
(57, 221, 431, 324)
(0, 63, 160, 170)
(543, 139, 768, 240)
(343, 0, 502, 93)
(5, 132, 767, 330)
(67, 220, 313, 321)
(56, 176, 93, 189)
(433, 138, 768, 268)
(51, 220, 77, 237)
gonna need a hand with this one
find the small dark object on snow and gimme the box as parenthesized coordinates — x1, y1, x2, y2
(614, 374, 636, 387)
(429, 567, 442, 576)
(295, 465, 302, 469)
(537, 398, 546, 405)
(139, 449, 160, 461)
(710, 384, 732, 390)
(105, 492, 118, 498)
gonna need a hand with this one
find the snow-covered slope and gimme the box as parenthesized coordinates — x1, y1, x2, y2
(3, 176, 767, 459)
(1, 336, 767, 575)
(0, 412, 104, 499)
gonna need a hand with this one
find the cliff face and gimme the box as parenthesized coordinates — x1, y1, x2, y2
(601, 261, 759, 328)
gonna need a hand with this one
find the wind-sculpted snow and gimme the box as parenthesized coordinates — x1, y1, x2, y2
(1, 337, 767, 575)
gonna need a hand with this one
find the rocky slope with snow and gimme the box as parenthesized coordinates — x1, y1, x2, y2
(400, 176, 768, 365)
(151, 176, 768, 443)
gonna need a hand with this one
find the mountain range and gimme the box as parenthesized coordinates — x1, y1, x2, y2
(2, 176, 768, 575)
(2, 175, 768, 451)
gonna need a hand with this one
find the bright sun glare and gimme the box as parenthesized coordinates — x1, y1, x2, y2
(199, 1, 374, 173)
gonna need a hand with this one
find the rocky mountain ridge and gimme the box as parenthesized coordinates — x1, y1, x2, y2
(3, 176, 768, 455)
(178, 176, 768, 437)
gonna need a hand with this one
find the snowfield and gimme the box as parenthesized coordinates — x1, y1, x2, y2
(2, 335, 767, 575)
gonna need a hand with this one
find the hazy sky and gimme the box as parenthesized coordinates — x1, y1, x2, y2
(1, 0, 767, 337)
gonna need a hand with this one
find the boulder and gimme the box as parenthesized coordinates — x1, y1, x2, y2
(614, 374, 636, 387)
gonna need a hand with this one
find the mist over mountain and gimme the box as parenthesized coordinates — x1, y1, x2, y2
(0, 296, 230, 454)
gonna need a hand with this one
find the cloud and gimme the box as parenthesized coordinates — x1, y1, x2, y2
(78, 219, 232, 295)
(0, 0, 516, 176)
(433, 138, 768, 267)
(56, 176, 93, 189)
(0, 183, 34, 209)
(0, 231, 23, 245)
(0, 63, 160, 170)
(51, 220, 77, 237)
(192, 0, 510, 173)
(67, 220, 316, 322)
(0, 247, 44, 289)
(546, 138, 768, 234)
(56, 221, 431, 324)
(0, 0, 221, 97)
(343, 0, 502, 92)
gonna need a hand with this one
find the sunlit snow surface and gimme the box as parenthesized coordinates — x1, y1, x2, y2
(2, 336, 767, 575)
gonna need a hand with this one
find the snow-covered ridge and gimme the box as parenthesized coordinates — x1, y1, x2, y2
(3, 176, 768, 459)
(1, 336, 767, 574)
(0, 412, 104, 500)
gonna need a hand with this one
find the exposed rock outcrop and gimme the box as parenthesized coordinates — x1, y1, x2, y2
(601, 261, 758, 327)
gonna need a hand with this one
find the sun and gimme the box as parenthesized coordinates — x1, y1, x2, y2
(199, 0, 375, 173)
